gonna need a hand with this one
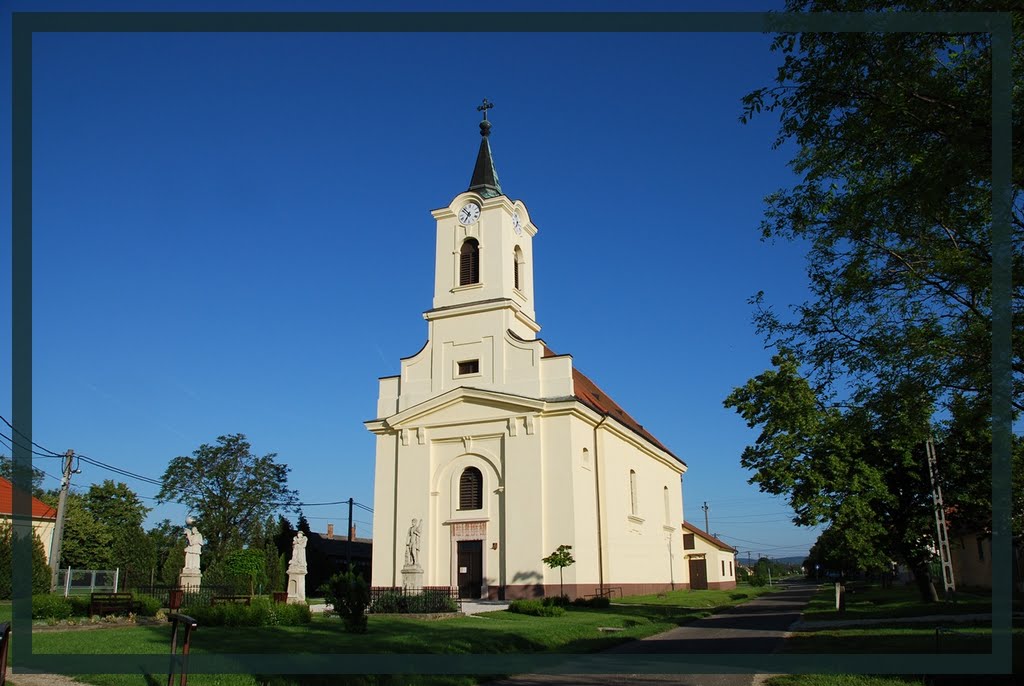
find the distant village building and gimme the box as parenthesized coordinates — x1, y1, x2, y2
(0, 476, 57, 563)
(366, 108, 689, 599)
(305, 523, 372, 593)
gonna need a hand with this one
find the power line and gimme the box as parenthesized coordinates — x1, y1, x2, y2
(0, 414, 63, 457)
(0, 430, 64, 459)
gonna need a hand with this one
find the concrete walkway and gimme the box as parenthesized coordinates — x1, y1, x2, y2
(482, 582, 820, 686)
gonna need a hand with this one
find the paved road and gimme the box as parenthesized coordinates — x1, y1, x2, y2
(484, 581, 819, 686)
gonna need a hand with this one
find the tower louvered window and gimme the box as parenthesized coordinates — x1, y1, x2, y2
(459, 467, 483, 510)
(460, 239, 480, 286)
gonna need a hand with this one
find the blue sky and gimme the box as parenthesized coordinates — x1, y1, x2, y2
(2, 1, 824, 561)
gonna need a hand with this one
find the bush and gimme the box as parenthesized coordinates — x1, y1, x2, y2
(0, 524, 52, 598)
(571, 596, 611, 609)
(136, 594, 162, 617)
(407, 591, 458, 614)
(320, 567, 370, 633)
(67, 595, 90, 617)
(368, 591, 405, 614)
(32, 594, 72, 620)
(542, 595, 570, 608)
(177, 597, 310, 627)
(747, 574, 768, 587)
(508, 599, 565, 617)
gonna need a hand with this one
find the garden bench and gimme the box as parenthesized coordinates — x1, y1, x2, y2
(209, 595, 251, 606)
(90, 592, 142, 616)
(597, 626, 625, 633)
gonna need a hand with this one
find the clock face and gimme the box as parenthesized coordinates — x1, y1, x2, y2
(458, 203, 481, 225)
(512, 212, 522, 235)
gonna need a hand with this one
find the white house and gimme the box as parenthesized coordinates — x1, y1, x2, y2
(366, 110, 688, 600)
(680, 521, 738, 590)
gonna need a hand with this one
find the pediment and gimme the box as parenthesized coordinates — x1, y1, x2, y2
(384, 387, 544, 429)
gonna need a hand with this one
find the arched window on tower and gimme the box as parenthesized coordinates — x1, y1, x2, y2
(459, 467, 483, 510)
(629, 470, 638, 516)
(513, 245, 524, 291)
(460, 239, 480, 286)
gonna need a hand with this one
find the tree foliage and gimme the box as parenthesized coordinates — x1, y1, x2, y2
(157, 434, 298, 563)
(729, 0, 1023, 599)
(0, 522, 51, 598)
(83, 480, 154, 587)
(223, 548, 265, 596)
(742, 1, 1023, 412)
(542, 544, 575, 599)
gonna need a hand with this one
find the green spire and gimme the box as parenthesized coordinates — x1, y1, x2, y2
(468, 99, 502, 199)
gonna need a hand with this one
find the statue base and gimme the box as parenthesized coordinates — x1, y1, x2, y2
(401, 565, 423, 590)
(179, 568, 202, 592)
(287, 565, 307, 604)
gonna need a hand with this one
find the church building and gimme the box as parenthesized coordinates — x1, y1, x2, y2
(366, 105, 688, 599)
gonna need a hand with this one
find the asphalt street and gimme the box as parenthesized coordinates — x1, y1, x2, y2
(484, 581, 820, 686)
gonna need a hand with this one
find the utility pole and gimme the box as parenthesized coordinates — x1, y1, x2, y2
(701, 501, 710, 533)
(346, 497, 354, 566)
(49, 449, 75, 592)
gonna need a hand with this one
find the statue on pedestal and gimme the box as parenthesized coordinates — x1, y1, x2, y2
(286, 531, 308, 604)
(404, 518, 421, 568)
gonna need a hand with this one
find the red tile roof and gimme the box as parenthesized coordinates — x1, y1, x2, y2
(0, 477, 58, 520)
(542, 343, 681, 462)
(681, 521, 737, 552)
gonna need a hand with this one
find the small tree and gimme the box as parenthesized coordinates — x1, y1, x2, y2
(223, 548, 265, 596)
(542, 544, 575, 600)
(0, 522, 51, 598)
(320, 566, 370, 633)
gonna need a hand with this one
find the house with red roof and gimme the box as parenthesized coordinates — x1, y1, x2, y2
(0, 476, 58, 564)
(366, 112, 688, 599)
(680, 521, 738, 590)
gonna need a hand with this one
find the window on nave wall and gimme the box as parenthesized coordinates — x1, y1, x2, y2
(629, 470, 638, 516)
(459, 467, 482, 510)
(460, 239, 480, 285)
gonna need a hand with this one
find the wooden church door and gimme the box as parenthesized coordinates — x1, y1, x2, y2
(688, 557, 708, 590)
(457, 540, 483, 599)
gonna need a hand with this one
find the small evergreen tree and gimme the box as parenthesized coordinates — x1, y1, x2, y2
(320, 566, 370, 633)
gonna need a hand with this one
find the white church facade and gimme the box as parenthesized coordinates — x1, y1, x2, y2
(366, 106, 688, 599)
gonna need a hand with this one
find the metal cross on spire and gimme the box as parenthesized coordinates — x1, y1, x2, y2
(477, 98, 494, 121)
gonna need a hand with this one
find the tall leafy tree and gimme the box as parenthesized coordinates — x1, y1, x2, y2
(83, 480, 155, 587)
(157, 434, 298, 563)
(0, 454, 46, 498)
(730, 0, 1023, 597)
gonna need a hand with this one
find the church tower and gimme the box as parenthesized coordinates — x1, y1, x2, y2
(367, 103, 688, 601)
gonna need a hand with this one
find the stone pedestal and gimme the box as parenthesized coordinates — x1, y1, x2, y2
(401, 565, 423, 590)
(179, 568, 202, 592)
(287, 564, 307, 604)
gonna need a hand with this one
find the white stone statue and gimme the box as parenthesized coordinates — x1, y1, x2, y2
(404, 518, 421, 568)
(183, 525, 205, 570)
(290, 531, 307, 568)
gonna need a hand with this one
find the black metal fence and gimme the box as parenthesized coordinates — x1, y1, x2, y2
(367, 586, 460, 613)
(131, 584, 235, 609)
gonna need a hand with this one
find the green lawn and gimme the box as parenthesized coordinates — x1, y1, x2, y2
(0, 600, 10, 624)
(21, 590, 774, 686)
(614, 585, 779, 608)
(801, 584, 992, 622)
(767, 676, 924, 686)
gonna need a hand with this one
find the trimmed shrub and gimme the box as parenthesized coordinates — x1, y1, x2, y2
(406, 592, 458, 614)
(368, 591, 405, 614)
(508, 599, 565, 617)
(542, 595, 570, 608)
(32, 594, 72, 620)
(570, 596, 610, 609)
(67, 595, 90, 617)
(177, 597, 310, 627)
(136, 594, 162, 617)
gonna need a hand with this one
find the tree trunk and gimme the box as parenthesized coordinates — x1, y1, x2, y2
(909, 560, 939, 603)
(559, 568, 564, 598)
